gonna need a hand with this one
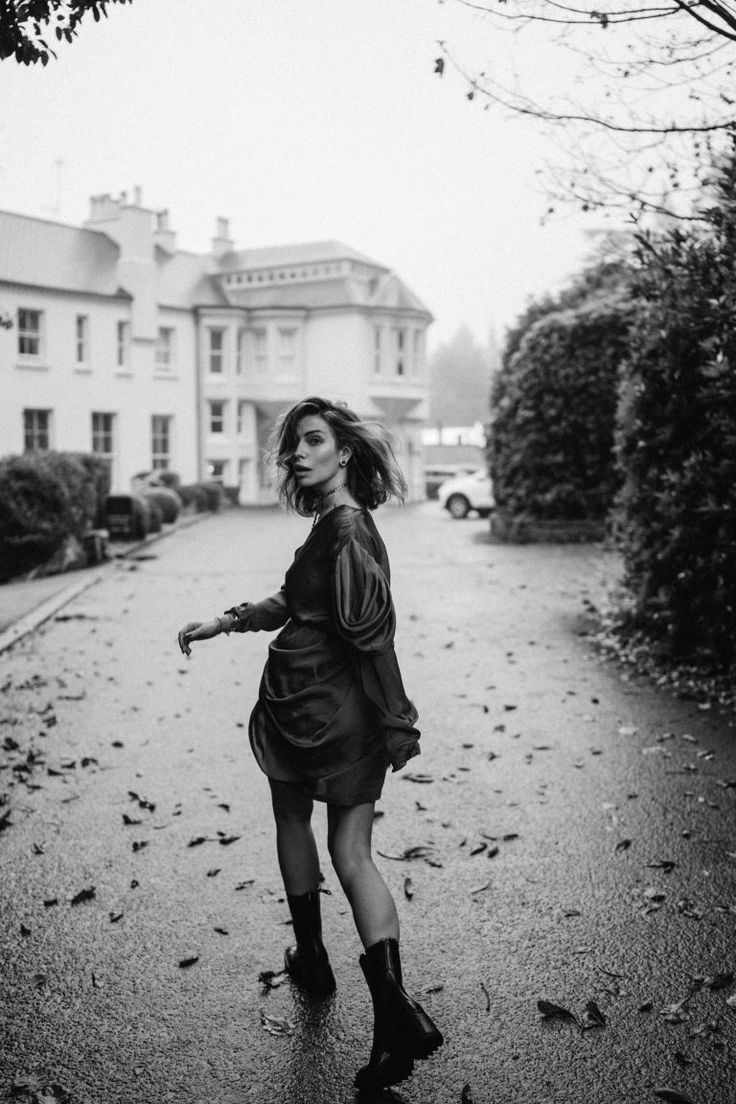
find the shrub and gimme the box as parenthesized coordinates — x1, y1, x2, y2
(178, 483, 210, 512)
(490, 292, 635, 522)
(140, 486, 182, 524)
(0, 451, 101, 581)
(615, 158, 736, 671)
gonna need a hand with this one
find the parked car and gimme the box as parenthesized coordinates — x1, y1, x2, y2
(437, 469, 495, 519)
(424, 464, 480, 500)
(104, 493, 158, 541)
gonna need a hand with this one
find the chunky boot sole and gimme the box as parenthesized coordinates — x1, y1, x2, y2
(354, 1052, 415, 1090)
(284, 945, 336, 995)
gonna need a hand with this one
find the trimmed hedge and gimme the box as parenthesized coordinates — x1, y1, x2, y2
(490, 292, 634, 523)
(615, 165, 736, 671)
(0, 451, 110, 582)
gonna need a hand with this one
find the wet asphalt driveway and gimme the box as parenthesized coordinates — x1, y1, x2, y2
(1, 503, 735, 1104)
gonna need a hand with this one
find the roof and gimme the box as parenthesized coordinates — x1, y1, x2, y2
(155, 248, 227, 308)
(0, 210, 125, 297)
(221, 271, 432, 317)
(217, 239, 387, 273)
(0, 211, 431, 318)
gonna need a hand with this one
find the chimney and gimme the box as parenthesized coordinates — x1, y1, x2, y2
(212, 216, 234, 258)
(154, 208, 177, 253)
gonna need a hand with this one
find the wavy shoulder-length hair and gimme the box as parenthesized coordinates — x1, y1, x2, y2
(268, 396, 408, 516)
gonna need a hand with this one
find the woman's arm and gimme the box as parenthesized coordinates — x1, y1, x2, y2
(177, 589, 289, 656)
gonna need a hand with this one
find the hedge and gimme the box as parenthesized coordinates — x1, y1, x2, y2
(489, 292, 634, 523)
(0, 451, 110, 582)
(615, 162, 736, 671)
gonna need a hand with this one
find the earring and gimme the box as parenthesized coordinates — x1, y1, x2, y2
(339, 458, 348, 467)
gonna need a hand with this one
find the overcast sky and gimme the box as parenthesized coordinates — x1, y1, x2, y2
(0, 0, 598, 349)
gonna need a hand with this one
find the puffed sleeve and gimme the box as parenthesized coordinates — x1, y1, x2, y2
(224, 588, 289, 633)
(333, 538, 420, 771)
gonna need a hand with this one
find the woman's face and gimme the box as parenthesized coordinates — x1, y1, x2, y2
(291, 414, 349, 493)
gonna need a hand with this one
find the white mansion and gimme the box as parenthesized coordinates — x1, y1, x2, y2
(0, 190, 432, 502)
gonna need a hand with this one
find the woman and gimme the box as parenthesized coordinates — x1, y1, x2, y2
(177, 396, 443, 1090)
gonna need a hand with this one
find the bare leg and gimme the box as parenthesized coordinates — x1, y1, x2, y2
(327, 802, 399, 949)
(269, 779, 319, 895)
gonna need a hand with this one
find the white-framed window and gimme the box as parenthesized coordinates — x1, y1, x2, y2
(253, 328, 268, 374)
(208, 328, 225, 373)
(209, 400, 226, 434)
(75, 315, 89, 365)
(116, 320, 130, 369)
(207, 459, 229, 482)
(277, 327, 297, 375)
(23, 408, 51, 452)
(236, 401, 247, 436)
(18, 308, 43, 358)
(395, 328, 406, 376)
(236, 329, 246, 374)
(151, 415, 172, 470)
(92, 412, 116, 478)
(155, 327, 175, 370)
(373, 325, 382, 375)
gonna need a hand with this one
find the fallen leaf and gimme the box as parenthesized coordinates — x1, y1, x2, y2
(259, 968, 288, 990)
(461, 1084, 474, 1104)
(404, 876, 414, 900)
(537, 999, 578, 1025)
(652, 1090, 697, 1104)
(178, 956, 199, 968)
(70, 886, 96, 907)
(261, 1010, 293, 1036)
(581, 1000, 606, 1029)
(616, 839, 633, 852)
(217, 834, 240, 846)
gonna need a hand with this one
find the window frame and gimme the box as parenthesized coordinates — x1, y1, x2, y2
(209, 399, 226, 434)
(208, 328, 225, 374)
(151, 414, 172, 470)
(23, 408, 51, 452)
(18, 308, 43, 359)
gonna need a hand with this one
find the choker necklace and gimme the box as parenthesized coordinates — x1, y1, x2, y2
(312, 483, 347, 527)
(320, 483, 346, 500)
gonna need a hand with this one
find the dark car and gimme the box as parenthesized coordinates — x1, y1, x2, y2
(104, 493, 157, 541)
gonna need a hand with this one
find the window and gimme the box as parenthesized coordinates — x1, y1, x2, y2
(207, 459, 228, 482)
(277, 327, 296, 375)
(236, 401, 248, 435)
(76, 315, 89, 365)
(395, 328, 406, 376)
(18, 308, 42, 358)
(23, 409, 50, 452)
(92, 412, 116, 478)
(151, 415, 172, 470)
(253, 328, 267, 374)
(116, 321, 130, 369)
(155, 327, 175, 370)
(373, 326, 382, 375)
(209, 400, 226, 434)
(208, 328, 225, 373)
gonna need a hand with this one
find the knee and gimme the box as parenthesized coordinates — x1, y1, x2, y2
(328, 838, 370, 892)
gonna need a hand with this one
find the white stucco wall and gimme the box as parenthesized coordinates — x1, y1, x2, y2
(0, 287, 199, 490)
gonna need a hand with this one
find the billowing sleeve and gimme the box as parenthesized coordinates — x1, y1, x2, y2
(333, 538, 420, 771)
(224, 588, 289, 633)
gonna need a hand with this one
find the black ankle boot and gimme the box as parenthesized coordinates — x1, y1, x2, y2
(284, 891, 336, 995)
(354, 937, 443, 1090)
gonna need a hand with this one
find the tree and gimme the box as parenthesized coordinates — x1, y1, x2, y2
(429, 324, 495, 428)
(436, 0, 736, 220)
(0, 0, 132, 65)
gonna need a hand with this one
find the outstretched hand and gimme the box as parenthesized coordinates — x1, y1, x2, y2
(177, 619, 220, 656)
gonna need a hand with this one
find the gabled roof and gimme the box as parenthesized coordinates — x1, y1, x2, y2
(0, 210, 126, 297)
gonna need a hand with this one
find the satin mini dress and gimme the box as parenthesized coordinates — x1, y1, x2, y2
(225, 505, 420, 805)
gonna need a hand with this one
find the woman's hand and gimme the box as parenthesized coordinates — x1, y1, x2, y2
(177, 619, 221, 656)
